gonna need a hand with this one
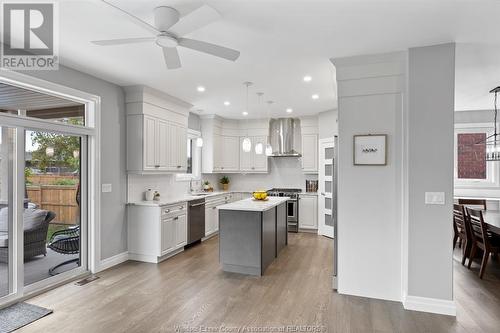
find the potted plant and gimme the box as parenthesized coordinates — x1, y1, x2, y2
(203, 180, 210, 191)
(220, 176, 230, 191)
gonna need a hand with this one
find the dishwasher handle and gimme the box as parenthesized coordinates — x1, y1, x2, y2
(189, 202, 205, 207)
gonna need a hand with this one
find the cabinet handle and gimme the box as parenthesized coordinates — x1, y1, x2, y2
(321, 192, 325, 196)
(177, 165, 181, 168)
(173, 216, 179, 220)
(179, 206, 184, 209)
(251, 167, 255, 170)
(212, 206, 217, 210)
(155, 165, 160, 168)
(221, 167, 224, 170)
(164, 209, 170, 213)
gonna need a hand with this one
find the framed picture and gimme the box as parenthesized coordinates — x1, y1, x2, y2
(353, 134, 387, 166)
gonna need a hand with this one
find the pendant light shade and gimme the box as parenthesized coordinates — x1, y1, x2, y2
(255, 142, 263, 155)
(265, 144, 273, 156)
(196, 137, 203, 147)
(242, 137, 252, 152)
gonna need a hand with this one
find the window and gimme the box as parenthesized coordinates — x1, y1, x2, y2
(455, 126, 498, 187)
(176, 130, 201, 181)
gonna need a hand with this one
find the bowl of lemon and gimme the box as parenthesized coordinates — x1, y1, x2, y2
(253, 191, 268, 201)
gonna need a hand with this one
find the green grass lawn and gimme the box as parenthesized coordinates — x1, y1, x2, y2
(46, 224, 74, 243)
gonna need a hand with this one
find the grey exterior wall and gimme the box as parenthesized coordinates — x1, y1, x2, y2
(407, 43, 455, 300)
(24, 65, 127, 260)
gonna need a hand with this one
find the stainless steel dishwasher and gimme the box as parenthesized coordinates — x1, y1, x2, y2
(188, 198, 205, 245)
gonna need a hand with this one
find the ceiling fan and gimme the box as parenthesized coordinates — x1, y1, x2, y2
(92, 1, 240, 69)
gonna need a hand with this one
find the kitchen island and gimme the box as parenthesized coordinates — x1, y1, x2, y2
(217, 197, 288, 276)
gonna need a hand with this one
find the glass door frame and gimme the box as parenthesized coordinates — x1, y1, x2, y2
(318, 137, 335, 238)
(0, 70, 101, 307)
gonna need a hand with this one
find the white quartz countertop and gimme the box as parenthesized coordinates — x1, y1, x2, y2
(217, 197, 289, 212)
(127, 191, 252, 207)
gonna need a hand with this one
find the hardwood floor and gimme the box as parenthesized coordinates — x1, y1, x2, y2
(16, 233, 500, 333)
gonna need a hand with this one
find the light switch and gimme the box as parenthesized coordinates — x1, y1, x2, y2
(425, 192, 445, 205)
(102, 183, 112, 193)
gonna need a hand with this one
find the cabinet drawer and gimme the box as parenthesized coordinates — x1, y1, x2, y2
(161, 202, 187, 218)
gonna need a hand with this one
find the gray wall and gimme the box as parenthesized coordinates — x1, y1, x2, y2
(407, 43, 455, 300)
(318, 109, 338, 139)
(25, 65, 127, 260)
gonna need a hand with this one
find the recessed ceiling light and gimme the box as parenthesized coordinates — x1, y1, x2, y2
(242, 111, 248, 116)
(224, 101, 230, 106)
(197, 86, 206, 92)
(303, 76, 312, 82)
(312, 94, 319, 100)
(286, 108, 293, 113)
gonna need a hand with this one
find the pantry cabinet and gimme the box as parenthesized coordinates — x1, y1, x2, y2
(126, 85, 190, 173)
(301, 134, 318, 173)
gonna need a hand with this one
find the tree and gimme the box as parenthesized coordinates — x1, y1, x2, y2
(30, 119, 82, 173)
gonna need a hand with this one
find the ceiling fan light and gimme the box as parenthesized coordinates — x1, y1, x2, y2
(255, 143, 263, 155)
(242, 137, 252, 152)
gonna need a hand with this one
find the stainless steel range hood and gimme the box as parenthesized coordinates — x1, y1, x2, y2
(269, 118, 302, 157)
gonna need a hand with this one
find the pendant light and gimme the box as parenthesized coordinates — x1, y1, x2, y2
(477, 86, 500, 161)
(265, 100, 274, 156)
(254, 92, 264, 155)
(242, 82, 253, 153)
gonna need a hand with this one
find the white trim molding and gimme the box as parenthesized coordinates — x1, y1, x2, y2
(98, 252, 129, 272)
(403, 295, 456, 316)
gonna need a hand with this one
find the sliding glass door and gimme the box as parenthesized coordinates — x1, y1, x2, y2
(0, 126, 89, 304)
(0, 126, 15, 299)
(23, 130, 87, 289)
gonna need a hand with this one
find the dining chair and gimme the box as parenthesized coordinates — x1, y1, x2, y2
(466, 208, 500, 279)
(453, 204, 471, 265)
(458, 199, 487, 210)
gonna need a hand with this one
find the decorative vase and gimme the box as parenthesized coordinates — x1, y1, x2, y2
(222, 184, 229, 191)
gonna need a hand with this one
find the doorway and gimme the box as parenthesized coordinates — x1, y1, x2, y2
(0, 74, 99, 307)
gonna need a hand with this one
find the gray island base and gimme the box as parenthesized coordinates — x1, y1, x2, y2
(218, 197, 288, 276)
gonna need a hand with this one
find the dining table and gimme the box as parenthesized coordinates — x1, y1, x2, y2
(480, 210, 500, 235)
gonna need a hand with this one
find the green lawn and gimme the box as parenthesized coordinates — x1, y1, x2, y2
(46, 224, 74, 243)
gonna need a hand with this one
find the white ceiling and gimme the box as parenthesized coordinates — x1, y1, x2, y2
(57, 0, 500, 118)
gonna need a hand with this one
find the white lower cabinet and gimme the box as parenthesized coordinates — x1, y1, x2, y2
(204, 193, 233, 238)
(128, 202, 187, 263)
(299, 194, 318, 230)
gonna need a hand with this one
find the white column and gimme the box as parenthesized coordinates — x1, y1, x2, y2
(331, 52, 406, 302)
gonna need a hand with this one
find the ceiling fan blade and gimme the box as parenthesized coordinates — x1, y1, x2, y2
(91, 37, 155, 46)
(101, 0, 159, 35)
(178, 38, 240, 61)
(169, 5, 221, 37)
(163, 47, 181, 69)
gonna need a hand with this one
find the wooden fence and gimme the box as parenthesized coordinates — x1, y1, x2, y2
(27, 185, 79, 225)
(27, 174, 79, 185)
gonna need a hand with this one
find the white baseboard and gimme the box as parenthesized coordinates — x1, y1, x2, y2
(403, 295, 456, 316)
(98, 251, 129, 272)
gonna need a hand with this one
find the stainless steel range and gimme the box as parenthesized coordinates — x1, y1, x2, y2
(267, 188, 301, 232)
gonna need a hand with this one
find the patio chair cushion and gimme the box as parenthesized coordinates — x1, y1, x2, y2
(0, 208, 48, 232)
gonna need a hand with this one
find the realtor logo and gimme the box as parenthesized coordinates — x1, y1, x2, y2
(1, 2, 59, 70)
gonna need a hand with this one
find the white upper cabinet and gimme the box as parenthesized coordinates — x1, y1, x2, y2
(221, 136, 240, 172)
(126, 86, 190, 173)
(201, 116, 268, 174)
(240, 136, 268, 172)
(301, 134, 318, 173)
